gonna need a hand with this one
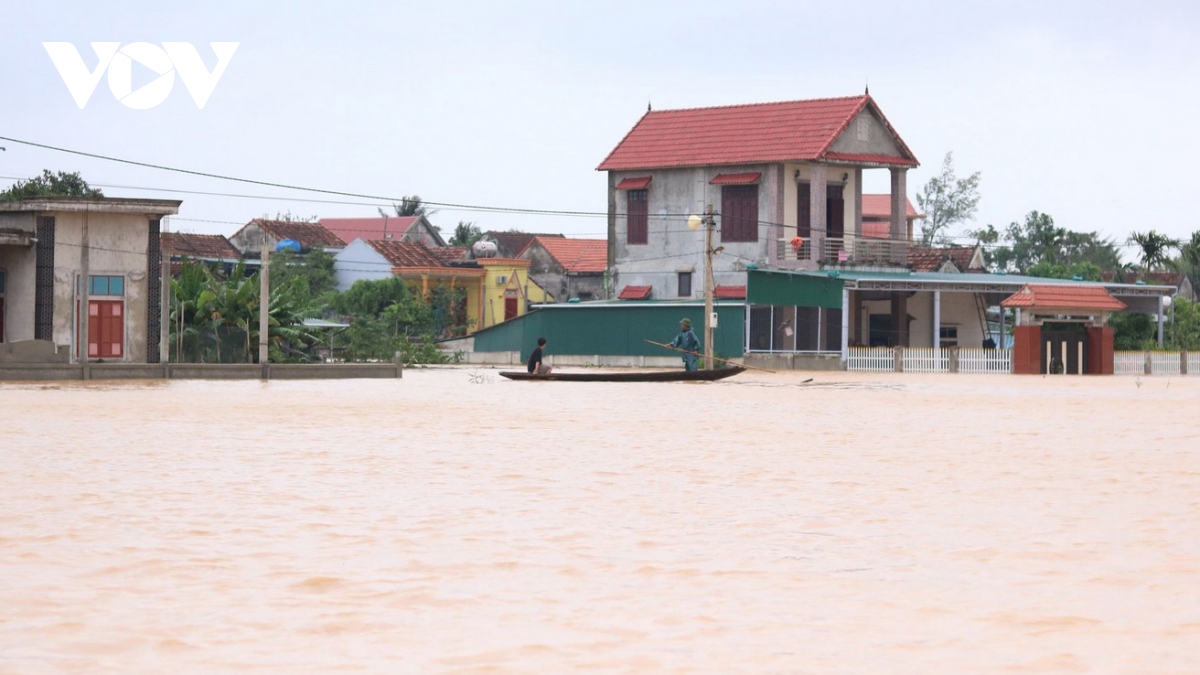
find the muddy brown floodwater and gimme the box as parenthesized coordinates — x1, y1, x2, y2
(2, 369, 1199, 673)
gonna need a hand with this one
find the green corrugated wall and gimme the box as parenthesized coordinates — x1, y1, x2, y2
(746, 269, 844, 308)
(473, 303, 745, 359)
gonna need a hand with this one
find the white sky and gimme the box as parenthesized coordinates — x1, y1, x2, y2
(2, 0, 1198, 257)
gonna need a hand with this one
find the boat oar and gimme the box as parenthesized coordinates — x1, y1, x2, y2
(643, 339, 777, 374)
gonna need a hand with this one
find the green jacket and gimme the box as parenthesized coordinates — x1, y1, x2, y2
(671, 327, 700, 352)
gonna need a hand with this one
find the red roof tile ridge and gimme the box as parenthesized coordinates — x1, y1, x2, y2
(647, 94, 867, 115)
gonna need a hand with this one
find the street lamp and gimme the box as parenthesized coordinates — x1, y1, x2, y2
(689, 205, 717, 369)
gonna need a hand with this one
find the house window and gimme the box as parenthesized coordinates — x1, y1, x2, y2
(79, 275, 125, 296)
(939, 326, 958, 348)
(678, 272, 692, 297)
(627, 189, 648, 245)
(721, 184, 758, 243)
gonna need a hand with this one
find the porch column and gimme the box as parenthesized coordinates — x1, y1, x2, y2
(998, 305, 1006, 348)
(933, 290, 941, 350)
(841, 285, 850, 363)
(1157, 296, 1165, 347)
(889, 168, 908, 264)
(810, 164, 827, 263)
(853, 168, 863, 238)
(891, 292, 909, 347)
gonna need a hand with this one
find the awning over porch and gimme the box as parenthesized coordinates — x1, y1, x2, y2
(747, 269, 843, 308)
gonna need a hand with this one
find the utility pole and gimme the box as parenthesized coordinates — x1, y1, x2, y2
(703, 203, 715, 370)
(259, 238, 270, 378)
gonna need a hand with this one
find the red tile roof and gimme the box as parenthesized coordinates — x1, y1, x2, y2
(320, 217, 420, 244)
(532, 237, 607, 273)
(1000, 284, 1127, 311)
(907, 246, 982, 272)
(249, 219, 346, 249)
(597, 95, 917, 171)
(713, 285, 746, 299)
(862, 221, 891, 239)
(709, 172, 762, 185)
(615, 177, 652, 190)
(861, 194, 921, 220)
(161, 232, 240, 259)
(366, 240, 445, 268)
(429, 246, 467, 265)
(486, 231, 564, 258)
(618, 285, 652, 300)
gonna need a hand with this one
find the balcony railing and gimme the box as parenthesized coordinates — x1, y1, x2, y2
(775, 235, 908, 265)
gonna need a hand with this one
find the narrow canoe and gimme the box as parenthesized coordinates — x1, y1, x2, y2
(499, 366, 745, 382)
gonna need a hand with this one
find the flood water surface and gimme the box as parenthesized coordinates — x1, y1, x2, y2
(2, 370, 1199, 672)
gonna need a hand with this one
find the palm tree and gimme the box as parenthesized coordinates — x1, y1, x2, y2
(378, 195, 437, 218)
(1178, 230, 1200, 286)
(1128, 230, 1181, 276)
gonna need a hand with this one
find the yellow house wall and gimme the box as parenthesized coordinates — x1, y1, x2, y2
(478, 261, 552, 330)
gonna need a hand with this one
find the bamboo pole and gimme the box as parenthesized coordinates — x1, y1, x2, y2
(644, 339, 776, 373)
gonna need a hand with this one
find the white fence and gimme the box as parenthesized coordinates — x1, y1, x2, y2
(1114, 350, 1195, 376)
(958, 348, 1013, 374)
(847, 347, 894, 372)
(1113, 351, 1145, 375)
(903, 347, 948, 373)
(847, 347, 1011, 374)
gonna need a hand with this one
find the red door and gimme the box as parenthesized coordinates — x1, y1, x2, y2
(78, 300, 124, 359)
(504, 297, 518, 321)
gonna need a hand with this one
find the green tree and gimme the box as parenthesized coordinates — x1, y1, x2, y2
(915, 152, 981, 246)
(1166, 297, 1200, 350)
(448, 221, 483, 247)
(0, 170, 102, 201)
(1177, 230, 1200, 287)
(1109, 311, 1156, 350)
(169, 259, 317, 363)
(270, 245, 337, 312)
(1128, 230, 1180, 275)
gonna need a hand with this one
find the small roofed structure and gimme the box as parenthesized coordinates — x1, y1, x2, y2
(1001, 284, 1127, 375)
(229, 219, 347, 257)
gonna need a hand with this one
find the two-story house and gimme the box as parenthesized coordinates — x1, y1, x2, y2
(598, 93, 919, 301)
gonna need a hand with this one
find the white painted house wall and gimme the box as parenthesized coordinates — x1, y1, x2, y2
(333, 239, 393, 291)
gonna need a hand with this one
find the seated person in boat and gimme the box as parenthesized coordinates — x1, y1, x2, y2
(527, 337, 553, 376)
(670, 318, 701, 371)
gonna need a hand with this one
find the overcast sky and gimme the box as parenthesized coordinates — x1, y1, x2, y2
(2, 0, 1198, 256)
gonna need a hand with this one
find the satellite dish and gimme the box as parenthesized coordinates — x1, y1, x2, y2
(687, 215, 702, 230)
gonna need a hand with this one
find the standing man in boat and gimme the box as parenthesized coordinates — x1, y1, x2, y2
(527, 337, 552, 376)
(670, 318, 701, 371)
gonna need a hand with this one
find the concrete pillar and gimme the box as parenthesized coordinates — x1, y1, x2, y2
(80, 210, 90, 378)
(949, 346, 960, 373)
(889, 168, 908, 264)
(893, 346, 904, 372)
(891, 292, 908, 347)
(852, 168, 863, 239)
(1157, 296, 1165, 347)
(810, 164, 827, 262)
(1144, 351, 1153, 375)
(840, 285, 850, 364)
(933, 290, 941, 350)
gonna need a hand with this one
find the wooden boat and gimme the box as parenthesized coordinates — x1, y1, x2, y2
(499, 366, 745, 382)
